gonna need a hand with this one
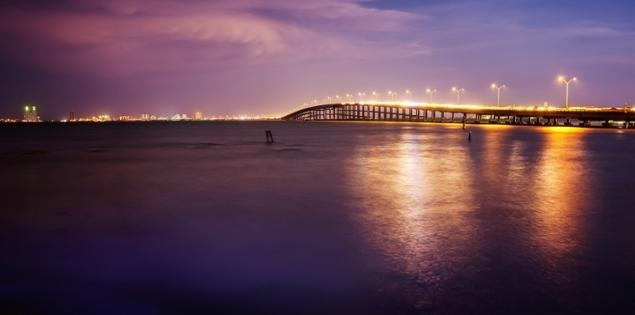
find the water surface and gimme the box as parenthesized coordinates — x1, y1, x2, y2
(1, 121, 634, 314)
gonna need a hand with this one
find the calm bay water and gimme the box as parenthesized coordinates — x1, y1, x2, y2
(1, 121, 635, 314)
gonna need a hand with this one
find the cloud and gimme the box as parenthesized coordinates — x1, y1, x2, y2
(0, 0, 426, 76)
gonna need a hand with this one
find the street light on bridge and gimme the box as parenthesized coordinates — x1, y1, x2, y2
(425, 88, 437, 103)
(491, 83, 506, 106)
(387, 90, 396, 101)
(451, 87, 465, 105)
(557, 75, 577, 109)
(404, 89, 412, 101)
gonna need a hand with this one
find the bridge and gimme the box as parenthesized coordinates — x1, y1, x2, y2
(282, 102, 635, 128)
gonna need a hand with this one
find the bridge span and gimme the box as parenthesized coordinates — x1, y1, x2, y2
(282, 102, 635, 128)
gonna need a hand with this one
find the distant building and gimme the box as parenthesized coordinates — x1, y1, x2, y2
(93, 114, 111, 122)
(69, 112, 75, 122)
(171, 114, 189, 121)
(23, 105, 39, 122)
(118, 115, 130, 121)
(194, 112, 204, 120)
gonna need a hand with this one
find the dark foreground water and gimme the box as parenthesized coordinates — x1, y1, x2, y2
(1, 121, 634, 314)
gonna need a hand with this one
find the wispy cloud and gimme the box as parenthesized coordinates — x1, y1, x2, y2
(0, 0, 426, 75)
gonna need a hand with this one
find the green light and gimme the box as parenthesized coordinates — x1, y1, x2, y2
(24, 105, 29, 112)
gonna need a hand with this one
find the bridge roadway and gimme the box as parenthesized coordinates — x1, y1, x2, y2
(282, 102, 635, 128)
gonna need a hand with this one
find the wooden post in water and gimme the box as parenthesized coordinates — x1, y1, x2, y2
(265, 130, 274, 143)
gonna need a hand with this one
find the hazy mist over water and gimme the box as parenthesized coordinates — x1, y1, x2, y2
(1, 122, 635, 314)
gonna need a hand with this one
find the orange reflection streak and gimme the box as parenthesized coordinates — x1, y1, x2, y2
(479, 128, 505, 184)
(533, 128, 589, 259)
(347, 129, 476, 298)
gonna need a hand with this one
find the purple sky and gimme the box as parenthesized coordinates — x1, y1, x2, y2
(1, 0, 634, 118)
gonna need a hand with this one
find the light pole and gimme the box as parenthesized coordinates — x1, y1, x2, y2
(451, 87, 465, 104)
(388, 90, 395, 101)
(490, 83, 506, 106)
(404, 89, 412, 100)
(557, 75, 577, 109)
(425, 88, 437, 103)
(357, 91, 366, 102)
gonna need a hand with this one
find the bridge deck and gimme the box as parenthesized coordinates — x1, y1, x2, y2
(282, 103, 635, 127)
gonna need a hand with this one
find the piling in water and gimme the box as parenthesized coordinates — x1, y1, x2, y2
(265, 130, 274, 143)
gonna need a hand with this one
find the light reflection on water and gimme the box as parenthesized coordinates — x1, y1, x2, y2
(533, 130, 589, 263)
(349, 128, 478, 308)
(346, 125, 603, 311)
(1, 122, 634, 314)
